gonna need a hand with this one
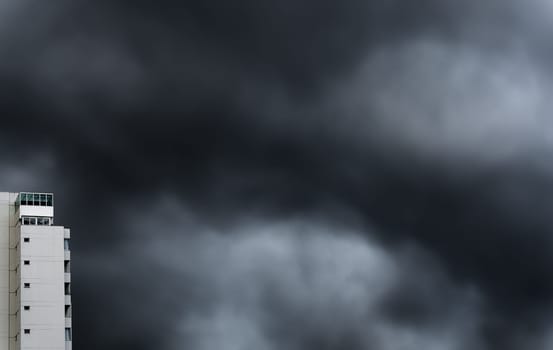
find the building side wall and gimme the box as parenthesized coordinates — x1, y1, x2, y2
(19, 226, 65, 350)
(0, 194, 11, 350)
(8, 193, 20, 350)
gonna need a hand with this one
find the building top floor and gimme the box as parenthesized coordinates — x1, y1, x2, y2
(0, 192, 55, 217)
(8, 192, 56, 220)
(16, 192, 54, 207)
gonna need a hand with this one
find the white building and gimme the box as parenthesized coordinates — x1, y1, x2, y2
(0, 192, 72, 350)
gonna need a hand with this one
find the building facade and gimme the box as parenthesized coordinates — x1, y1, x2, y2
(0, 192, 72, 350)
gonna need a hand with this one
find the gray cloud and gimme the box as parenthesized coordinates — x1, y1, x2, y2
(116, 199, 486, 350)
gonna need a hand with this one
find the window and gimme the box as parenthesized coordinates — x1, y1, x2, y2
(64, 283, 71, 295)
(20, 193, 27, 205)
(23, 237, 30, 243)
(65, 328, 72, 341)
(64, 239, 70, 251)
(65, 305, 71, 317)
(24, 283, 30, 288)
(37, 217, 49, 225)
(23, 260, 30, 265)
(19, 193, 53, 207)
(21, 216, 52, 226)
(24, 329, 30, 334)
(23, 306, 30, 311)
(64, 261, 70, 273)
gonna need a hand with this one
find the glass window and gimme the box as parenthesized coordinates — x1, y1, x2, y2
(64, 239, 70, 251)
(47, 194, 53, 206)
(29, 218, 36, 225)
(24, 329, 30, 334)
(23, 218, 30, 225)
(65, 328, 72, 341)
(37, 218, 50, 225)
(40, 194, 46, 206)
(24, 283, 30, 288)
(33, 194, 39, 205)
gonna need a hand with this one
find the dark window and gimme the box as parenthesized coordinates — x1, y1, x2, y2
(65, 328, 72, 341)
(64, 261, 70, 273)
(64, 283, 71, 295)
(47, 194, 53, 206)
(24, 283, 30, 288)
(23, 260, 30, 265)
(24, 329, 30, 334)
(37, 218, 48, 225)
(23, 306, 30, 311)
(23, 238, 30, 243)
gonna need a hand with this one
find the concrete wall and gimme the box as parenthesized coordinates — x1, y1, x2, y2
(18, 207, 53, 220)
(8, 193, 19, 350)
(18, 225, 66, 350)
(0, 193, 13, 350)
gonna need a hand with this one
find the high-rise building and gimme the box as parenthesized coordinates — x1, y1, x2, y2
(0, 192, 72, 350)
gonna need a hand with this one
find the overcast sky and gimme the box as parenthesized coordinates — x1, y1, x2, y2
(2, 1, 553, 349)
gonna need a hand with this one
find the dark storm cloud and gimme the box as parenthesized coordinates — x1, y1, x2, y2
(2, 1, 553, 349)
